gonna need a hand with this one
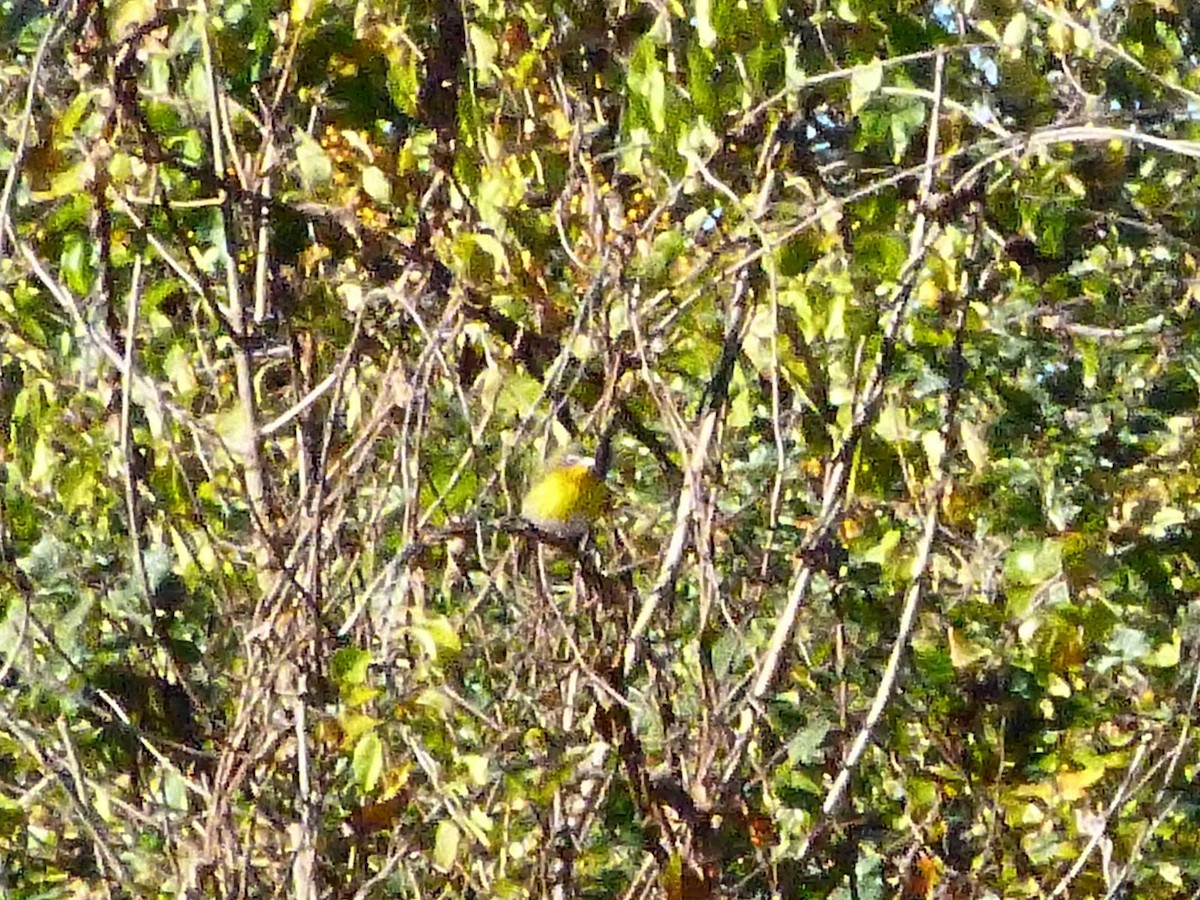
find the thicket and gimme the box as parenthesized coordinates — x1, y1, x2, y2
(4, 0, 1200, 896)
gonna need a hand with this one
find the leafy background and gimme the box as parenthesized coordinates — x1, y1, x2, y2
(4, 0, 1200, 896)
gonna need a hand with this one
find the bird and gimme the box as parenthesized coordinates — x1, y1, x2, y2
(520, 448, 607, 538)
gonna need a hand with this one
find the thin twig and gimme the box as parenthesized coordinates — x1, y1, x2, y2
(623, 274, 751, 673)
(1048, 738, 1152, 898)
(120, 255, 154, 615)
(820, 500, 939, 817)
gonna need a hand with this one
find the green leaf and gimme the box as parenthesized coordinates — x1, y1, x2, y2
(433, 820, 460, 871)
(60, 234, 91, 295)
(339, 712, 381, 743)
(629, 39, 668, 133)
(1102, 626, 1151, 669)
(643, 67, 667, 133)
(678, 118, 720, 163)
(111, 0, 155, 37)
(461, 754, 489, 786)
(361, 166, 390, 203)
(213, 405, 255, 460)
(332, 647, 373, 687)
(495, 370, 542, 416)
(422, 615, 462, 654)
(353, 732, 384, 794)
(407, 615, 462, 660)
(469, 24, 498, 82)
(416, 688, 453, 714)
(862, 529, 901, 565)
(162, 770, 189, 812)
(786, 719, 830, 765)
(164, 344, 198, 396)
(29, 435, 58, 491)
(57, 90, 95, 139)
(922, 430, 945, 479)
(1159, 862, 1184, 887)
(18, 535, 68, 581)
(388, 50, 420, 116)
(824, 293, 845, 341)
(694, 0, 717, 49)
(888, 98, 925, 162)
(948, 627, 989, 669)
(854, 845, 885, 900)
(295, 131, 332, 187)
(850, 59, 883, 114)
(975, 19, 1000, 42)
(142, 542, 173, 591)
(1146, 632, 1180, 668)
(290, 0, 317, 24)
(1155, 21, 1183, 59)
(476, 170, 522, 231)
(343, 684, 381, 709)
(1004, 539, 1062, 587)
(960, 421, 989, 471)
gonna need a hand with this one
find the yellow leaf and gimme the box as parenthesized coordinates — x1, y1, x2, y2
(1047, 673, 1071, 698)
(461, 754, 489, 786)
(31, 160, 94, 201)
(1057, 766, 1105, 802)
(214, 405, 254, 460)
(975, 19, 1000, 42)
(30, 436, 58, 490)
(290, 0, 316, 23)
(948, 627, 988, 669)
(1159, 862, 1183, 887)
(1002, 13, 1028, 51)
(110, 0, 155, 38)
(916, 278, 942, 308)
(1146, 631, 1180, 668)
(1047, 20, 1071, 54)
(1013, 781, 1054, 801)
(849, 59, 883, 114)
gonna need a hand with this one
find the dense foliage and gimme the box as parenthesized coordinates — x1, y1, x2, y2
(5, 0, 1200, 896)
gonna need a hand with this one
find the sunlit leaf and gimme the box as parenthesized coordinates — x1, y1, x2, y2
(353, 732, 384, 794)
(361, 166, 390, 203)
(29, 436, 58, 491)
(694, 0, 717, 49)
(1002, 13, 1029, 51)
(850, 59, 883, 114)
(948, 627, 989, 669)
(1004, 539, 1062, 587)
(1146, 632, 1180, 668)
(332, 648, 373, 686)
(1056, 766, 1105, 802)
(461, 754, 489, 786)
(433, 820, 460, 871)
(295, 131, 332, 186)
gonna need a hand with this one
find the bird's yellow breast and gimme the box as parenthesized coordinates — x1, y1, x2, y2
(521, 463, 605, 536)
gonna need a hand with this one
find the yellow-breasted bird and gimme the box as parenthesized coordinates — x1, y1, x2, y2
(520, 448, 607, 538)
